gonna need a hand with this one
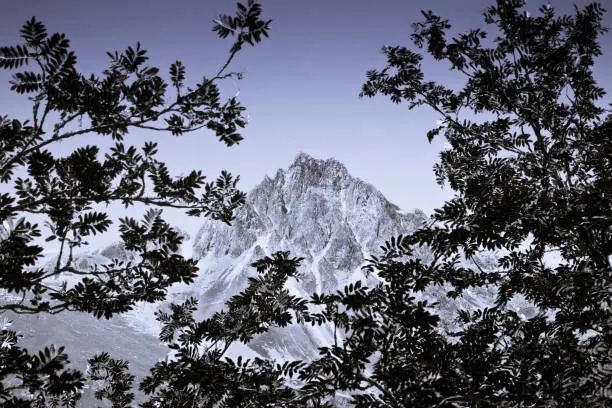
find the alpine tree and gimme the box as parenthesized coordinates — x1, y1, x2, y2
(0, 1, 271, 405)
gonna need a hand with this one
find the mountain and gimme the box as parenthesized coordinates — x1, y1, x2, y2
(123, 153, 506, 361)
(5, 153, 534, 402)
(122, 153, 430, 359)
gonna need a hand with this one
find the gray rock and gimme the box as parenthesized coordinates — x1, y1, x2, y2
(187, 153, 431, 360)
(8, 152, 532, 403)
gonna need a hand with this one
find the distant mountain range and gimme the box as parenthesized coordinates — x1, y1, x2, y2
(122, 153, 517, 361)
(6, 153, 535, 402)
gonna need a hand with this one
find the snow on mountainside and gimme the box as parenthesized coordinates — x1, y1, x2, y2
(123, 153, 430, 359)
(2, 152, 536, 404)
(123, 153, 510, 361)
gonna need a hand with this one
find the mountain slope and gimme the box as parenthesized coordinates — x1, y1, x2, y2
(125, 153, 434, 359)
(4, 152, 538, 405)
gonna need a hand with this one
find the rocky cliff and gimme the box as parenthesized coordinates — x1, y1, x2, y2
(124, 153, 498, 360)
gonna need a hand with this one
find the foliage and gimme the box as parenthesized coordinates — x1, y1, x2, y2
(227, 1, 608, 406)
(329, 0, 611, 405)
(139, 252, 310, 408)
(0, 320, 84, 407)
(0, 0, 270, 405)
(2, 0, 611, 407)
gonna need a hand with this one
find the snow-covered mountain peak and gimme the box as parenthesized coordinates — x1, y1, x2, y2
(193, 153, 425, 264)
(286, 152, 350, 189)
(121, 154, 430, 357)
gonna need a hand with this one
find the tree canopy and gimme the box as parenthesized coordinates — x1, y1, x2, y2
(1, 0, 611, 407)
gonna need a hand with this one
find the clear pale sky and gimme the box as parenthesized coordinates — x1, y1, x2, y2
(1, 0, 611, 230)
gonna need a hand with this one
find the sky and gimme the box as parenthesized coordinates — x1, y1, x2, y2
(2, 0, 612, 243)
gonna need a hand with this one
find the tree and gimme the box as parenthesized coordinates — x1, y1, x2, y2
(3, 0, 611, 407)
(300, 0, 611, 406)
(0, 1, 270, 405)
(139, 251, 309, 408)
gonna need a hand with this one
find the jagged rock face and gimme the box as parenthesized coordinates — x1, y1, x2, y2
(192, 153, 426, 293)
(195, 154, 424, 263)
(162, 153, 430, 359)
(121, 153, 529, 361)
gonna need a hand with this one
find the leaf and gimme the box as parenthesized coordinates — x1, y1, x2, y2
(76, 212, 112, 236)
(9, 71, 42, 93)
(20, 17, 47, 47)
(0, 45, 30, 69)
(169, 60, 185, 90)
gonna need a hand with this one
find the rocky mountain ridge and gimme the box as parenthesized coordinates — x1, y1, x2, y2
(123, 153, 432, 359)
(2, 152, 535, 405)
